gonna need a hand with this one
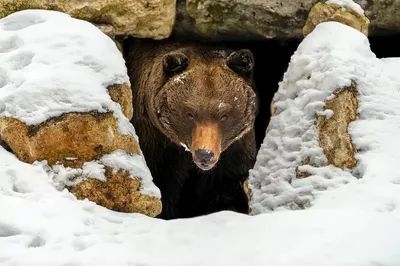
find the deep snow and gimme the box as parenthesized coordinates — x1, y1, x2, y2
(1, 8, 400, 266)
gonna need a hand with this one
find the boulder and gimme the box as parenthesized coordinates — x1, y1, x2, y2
(248, 19, 370, 214)
(0, 0, 176, 40)
(180, 0, 319, 40)
(303, 2, 369, 36)
(175, 0, 400, 40)
(0, 10, 161, 217)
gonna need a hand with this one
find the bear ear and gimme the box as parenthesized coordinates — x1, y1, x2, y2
(163, 52, 188, 77)
(227, 49, 254, 77)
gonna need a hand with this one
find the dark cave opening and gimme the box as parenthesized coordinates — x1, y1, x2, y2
(121, 32, 400, 152)
(237, 40, 301, 149)
(121, 36, 302, 150)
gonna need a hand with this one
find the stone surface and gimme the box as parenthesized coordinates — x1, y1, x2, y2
(303, 2, 369, 36)
(174, 0, 400, 40)
(71, 167, 162, 217)
(0, 111, 139, 167)
(181, 0, 319, 40)
(108, 84, 133, 120)
(0, 0, 176, 40)
(317, 82, 358, 169)
(360, 0, 400, 34)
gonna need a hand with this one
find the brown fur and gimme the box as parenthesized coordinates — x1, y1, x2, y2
(124, 39, 258, 219)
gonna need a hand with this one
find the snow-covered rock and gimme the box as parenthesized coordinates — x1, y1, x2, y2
(303, 1, 369, 36)
(0, 10, 161, 217)
(249, 21, 400, 216)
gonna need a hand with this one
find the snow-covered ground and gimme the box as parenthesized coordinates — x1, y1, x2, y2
(1, 7, 400, 266)
(1, 147, 400, 266)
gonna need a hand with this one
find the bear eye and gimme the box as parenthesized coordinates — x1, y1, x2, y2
(227, 49, 254, 77)
(163, 52, 188, 77)
(220, 114, 228, 122)
(186, 112, 194, 120)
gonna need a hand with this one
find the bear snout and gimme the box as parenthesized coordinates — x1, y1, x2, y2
(195, 149, 214, 163)
(191, 123, 221, 171)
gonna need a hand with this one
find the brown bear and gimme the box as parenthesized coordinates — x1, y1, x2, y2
(124, 39, 258, 219)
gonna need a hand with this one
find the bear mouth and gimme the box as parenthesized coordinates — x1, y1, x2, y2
(195, 162, 216, 171)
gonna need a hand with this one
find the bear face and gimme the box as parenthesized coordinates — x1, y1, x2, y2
(148, 46, 258, 171)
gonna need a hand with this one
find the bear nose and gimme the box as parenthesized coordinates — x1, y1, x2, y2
(194, 149, 214, 163)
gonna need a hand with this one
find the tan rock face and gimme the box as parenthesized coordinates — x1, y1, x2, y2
(0, 111, 138, 167)
(303, 2, 370, 37)
(0, 10, 161, 217)
(0, 0, 50, 18)
(108, 84, 133, 120)
(0, 0, 176, 40)
(317, 82, 358, 169)
(71, 167, 162, 217)
(0, 110, 162, 217)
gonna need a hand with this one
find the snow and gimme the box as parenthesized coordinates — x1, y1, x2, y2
(0, 9, 134, 137)
(40, 150, 160, 198)
(249, 21, 400, 217)
(180, 142, 191, 152)
(1, 147, 400, 266)
(1, 11, 400, 266)
(0, 10, 159, 197)
(325, 0, 364, 15)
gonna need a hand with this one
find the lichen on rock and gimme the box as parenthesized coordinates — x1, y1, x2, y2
(303, 2, 370, 36)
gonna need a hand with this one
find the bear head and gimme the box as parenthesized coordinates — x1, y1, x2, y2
(145, 44, 258, 171)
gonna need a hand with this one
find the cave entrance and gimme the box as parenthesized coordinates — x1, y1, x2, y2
(121, 32, 400, 151)
(238, 39, 301, 149)
(122, 37, 302, 150)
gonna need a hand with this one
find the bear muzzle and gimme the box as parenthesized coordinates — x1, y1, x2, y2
(191, 123, 221, 171)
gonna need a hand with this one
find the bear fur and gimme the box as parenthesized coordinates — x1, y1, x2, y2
(124, 39, 258, 219)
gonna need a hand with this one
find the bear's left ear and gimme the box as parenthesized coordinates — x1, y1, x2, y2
(227, 49, 254, 77)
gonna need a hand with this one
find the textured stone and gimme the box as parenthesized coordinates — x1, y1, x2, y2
(0, 0, 176, 40)
(0, 0, 50, 18)
(71, 167, 162, 217)
(108, 84, 133, 120)
(243, 179, 251, 214)
(175, 0, 400, 40)
(360, 0, 400, 34)
(317, 82, 358, 169)
(182, 0, 319, 40)
(0, 111, 139, 167)
(303, 2, 370, 36)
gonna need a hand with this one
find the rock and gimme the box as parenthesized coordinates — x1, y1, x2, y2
(317, 82, 358, 169)
(71, 166, 162, 217)
(0, 0, 176, 40)
(0, 0, 50, 19)
(0, 10, 161, 217)
(174, 0, 400, 40)
(182, 0, 319, 40)
(0, 111, 138, 167)
(303, 2, 370, 36)
(108, 84, 133, 120)
(248, 22, 364, 214)
(360, 0, 400, 35)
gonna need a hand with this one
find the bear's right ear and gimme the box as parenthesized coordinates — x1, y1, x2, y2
(163, 52, 188, 77)
(227, 49, 254, 78)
